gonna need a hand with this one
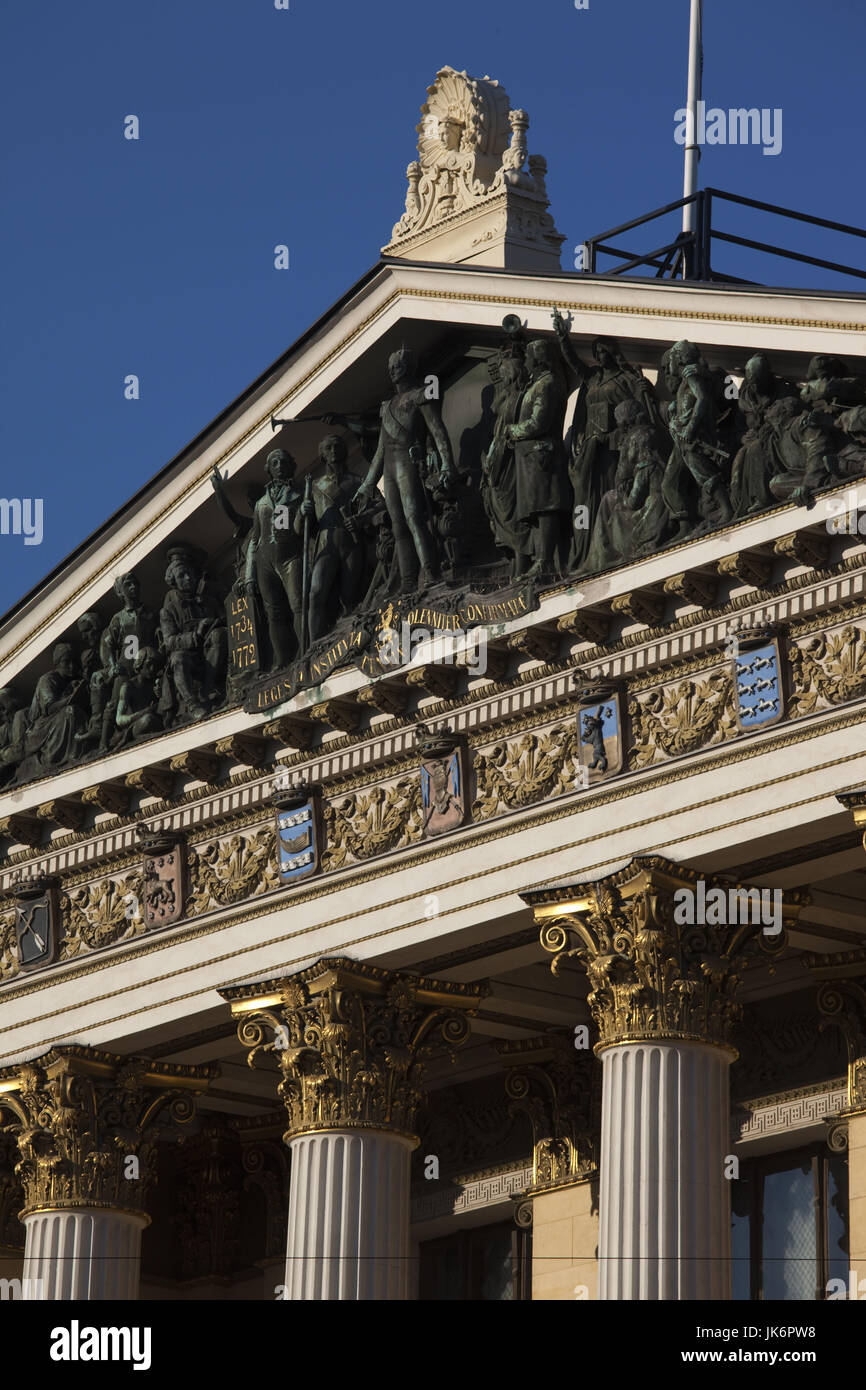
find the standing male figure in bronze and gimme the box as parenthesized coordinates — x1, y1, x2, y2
(354, 347, 458, 593)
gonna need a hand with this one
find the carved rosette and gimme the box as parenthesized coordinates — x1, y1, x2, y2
(523, 857, 802, 1054)
(497, 1032, 599, 1190)
(224, 957, 486, 1143)
(0, 1046, 215, 1218)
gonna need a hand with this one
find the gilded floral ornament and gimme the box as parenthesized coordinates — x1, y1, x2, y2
(522, 857, 804, 1053)
(0, 1046, 215, 1216)
(222, 957, 486, 1142)
(628, 672, 737, 768)
(789, 623, 866, 718)
(472, 724, 579, 819)
(186, 827, 280, 915)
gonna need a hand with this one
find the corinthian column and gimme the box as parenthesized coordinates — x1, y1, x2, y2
(523, 856, 799, 1301)
(223, 956, 484, 1301)
(0, 1046, 214, 1300)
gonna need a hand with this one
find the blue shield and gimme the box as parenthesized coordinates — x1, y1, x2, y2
(578, 695, 623, 779)
(734, 639, 783, 731)
(277, 801, 319, 882)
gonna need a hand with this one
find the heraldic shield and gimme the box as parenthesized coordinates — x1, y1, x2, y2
(416, 723, 468, 839)
(577, 686, 623, 782)
(733, 632, 784, 732)
(12, 876, 59, 971)
(276, 792, 320, 883)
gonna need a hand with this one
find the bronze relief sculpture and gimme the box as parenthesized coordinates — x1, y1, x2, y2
(2, 321, 865, 795)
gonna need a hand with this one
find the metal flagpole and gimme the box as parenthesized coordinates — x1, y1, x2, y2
(682, 0, 703, 277)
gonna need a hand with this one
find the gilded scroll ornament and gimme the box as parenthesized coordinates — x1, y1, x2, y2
(524, 857, 801, 1052)
(225, 957, 485, 1141)
(815, 976, 866, 1114)
(0, 1046, 214, 1216)
(498, 1032, 598, 1189)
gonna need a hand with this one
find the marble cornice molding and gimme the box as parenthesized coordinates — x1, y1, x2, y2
(1, 692, 865, 1010)
(1, 717, 864, 1051)
(7, 558, 866, 882)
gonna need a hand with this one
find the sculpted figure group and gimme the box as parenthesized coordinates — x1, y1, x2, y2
(2, 317, 865, 790)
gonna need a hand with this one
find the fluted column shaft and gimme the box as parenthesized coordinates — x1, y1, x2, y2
(284, 1129, 414, 1300)
(599, 1041, 732, 1300)
(22, 1208, 149, 1300)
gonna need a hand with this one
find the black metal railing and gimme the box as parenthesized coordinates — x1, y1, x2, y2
(580, 188, 866, 285)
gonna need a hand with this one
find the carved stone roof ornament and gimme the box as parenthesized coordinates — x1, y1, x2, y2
(383, 66, 565, 270)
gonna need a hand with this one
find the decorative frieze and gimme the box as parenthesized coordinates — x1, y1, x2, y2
(472, 719, 579, 820)
(789, 618, 866, 717)
(186, 826, 280, 915)
(734, 1084, 847, 1143)
(61, 869, 144, 957)
(411, 1163, 534, 1226)
(320, 776, 422, 871)
(628, 667, 736, 767)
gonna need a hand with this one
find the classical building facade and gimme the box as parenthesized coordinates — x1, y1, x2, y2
(1, 67, 865, 1301)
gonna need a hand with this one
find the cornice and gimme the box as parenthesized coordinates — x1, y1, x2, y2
(7, 553, 866, 876)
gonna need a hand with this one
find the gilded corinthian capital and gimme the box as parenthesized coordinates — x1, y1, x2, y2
(0, 1045, 216, 1217)
(809, 953, 866, 1116)
(222, 956, 487, 1142)
(522, 856, 805, 1054)
(497, 1032, 599, 1190)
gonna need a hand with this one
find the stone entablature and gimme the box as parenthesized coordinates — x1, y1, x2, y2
(4, 532, 866, 986)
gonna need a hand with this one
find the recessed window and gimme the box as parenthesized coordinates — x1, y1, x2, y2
(418, 1219, 530, 1300)
(731, 1144, 849, 1300)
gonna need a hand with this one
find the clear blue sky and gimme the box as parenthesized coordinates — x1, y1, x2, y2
(1, 0, 864, 617)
